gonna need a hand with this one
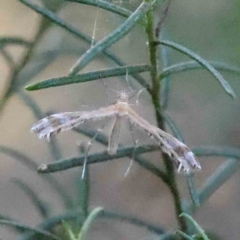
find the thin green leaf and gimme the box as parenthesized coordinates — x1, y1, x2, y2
(0, 37, 61, 121)
(78, 166, 90, 219)
(0, 48, 61, 116)
(155, 1, 171, 39)
(26, 64, 150, 90)
(133, 154, 169, 184)
(0, 219, 61, 240)
(12, 178, 49, 218)
(19, 211, 84, 240)
(40, 0, 64, 11)
(76, 143, 90, 220)
(18, 0, 92, 44)
(159, 32, 172, 109)
(160, 61, 240, 79)
(20, 208, 165, 240)
(19, 0, 147, 88)
(193, 146, 240, 160)
(0, 48, 15, 69)
(18, 50, 60, 88)
(66, 0, 134, 20)
(180, 213, 210, 240)
(0, 9, 55, 115)
(70, 1, 151, 74)
(40, 212, 83, 230)
(0, 146, 38, 170)
(38, 144, 159, 173)
(78, 207, 103, 240)
(162, 112, 184, 142)
(100, 210, 165, 234)
(159, 232, 175, 240)
(198, 159, 239, 208)
(18, 90, 43, 119)
(192, 146, 240, 209)
(186, 173, 200, 208)
(187, 159, 239, 213)
(0, 37, 31, 47)
(0, 214, 12, 220)
(157, 40, 236, 98)
(43, 176, 74, 210)
(176, 230, 194, 240)
(0, 215, 24, 234)
(152, 0, 167, 9)
(62, 221, 77, 240)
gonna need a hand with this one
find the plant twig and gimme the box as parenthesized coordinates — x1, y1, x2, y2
(38, 144, 159, 173)
(145, 1, 187, 232)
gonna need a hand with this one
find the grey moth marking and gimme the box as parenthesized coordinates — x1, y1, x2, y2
(31, 91, 201, 173)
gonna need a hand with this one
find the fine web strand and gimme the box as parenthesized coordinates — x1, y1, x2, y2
(91, 3, 100, 47)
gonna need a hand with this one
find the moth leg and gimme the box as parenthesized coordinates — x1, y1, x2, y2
(124, 120, 139, 177)
(108, 116, 122, 155)
(81, 127, 104, 179)
(135, 88, 146, 106)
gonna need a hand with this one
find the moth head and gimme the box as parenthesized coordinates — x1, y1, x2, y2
(118, 91, 129, 102)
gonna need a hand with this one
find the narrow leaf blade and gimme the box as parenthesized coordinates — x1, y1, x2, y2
(0, 219, 60, 240)
(78, 207, 103, 240)
(38, 144, 159, 173)
(26, 64, 150, 91)
(70, 1, 151, 74)
(160, 61, 240, 79)
(180, 213, 210, 240)
(158, 40, 236, 98)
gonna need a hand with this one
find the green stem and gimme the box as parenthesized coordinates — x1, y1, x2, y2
(79, 166, 90, 219)
(145, 1, 187, 233)
(145, 4, 159, 107)
(78, 207, 103, 240)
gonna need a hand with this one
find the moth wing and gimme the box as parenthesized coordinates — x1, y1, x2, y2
(31, 111, 85, 141)
(32, 106, 117, 141)
(156, 128, 201, 172)
(108, 116, 122, 155)
(126, 107, 201, 173)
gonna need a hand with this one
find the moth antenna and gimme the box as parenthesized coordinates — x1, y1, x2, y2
(125, 68, 134, 92)
(101, 79, 120, 97)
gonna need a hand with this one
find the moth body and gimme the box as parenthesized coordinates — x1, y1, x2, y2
(31, 91, 201, 173)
